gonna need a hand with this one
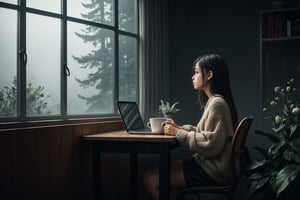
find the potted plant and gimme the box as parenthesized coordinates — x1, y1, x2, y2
(158, 99, 180, 118)
(246, 78, 300, 200)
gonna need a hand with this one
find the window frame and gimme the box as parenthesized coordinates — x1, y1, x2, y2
(0, 0, 140, 122)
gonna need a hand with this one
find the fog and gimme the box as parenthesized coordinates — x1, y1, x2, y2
(0, 0, 109, 115)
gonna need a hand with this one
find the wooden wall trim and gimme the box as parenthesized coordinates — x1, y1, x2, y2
(0, 117, 124, 132)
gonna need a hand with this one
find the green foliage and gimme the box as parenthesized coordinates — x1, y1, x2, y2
(0, 77, 17, 117)
(0, 77, 50, 117)
(247, 78, 300, 199)
(158, 100, 180, 116)
(26, 82, 51, 115)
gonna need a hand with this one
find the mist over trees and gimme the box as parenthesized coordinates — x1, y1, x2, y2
(0, 0, 137, 117)
(73, 0, 137, 112)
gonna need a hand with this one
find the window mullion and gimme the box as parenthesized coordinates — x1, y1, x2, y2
(18, 0, 26, 121)
(61, 0, 67, 116)
(136, 0, 140, 102)
(114, 0, 119, 114)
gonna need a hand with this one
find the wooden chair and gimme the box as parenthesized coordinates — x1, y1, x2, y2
(176, 116, 254, 200)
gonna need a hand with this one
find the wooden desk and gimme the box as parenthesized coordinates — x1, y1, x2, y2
(82, 130, 177, 200)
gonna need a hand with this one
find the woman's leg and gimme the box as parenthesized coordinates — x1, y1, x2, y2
(144, 160, 187, 200)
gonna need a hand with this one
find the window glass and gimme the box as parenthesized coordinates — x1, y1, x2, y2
(0, 8, 17, 118)
(0, 0, 139, 121)
(26, 13, 61, 116)
(68, 0, 114, 26)
(0, 0, 17, 4)
(119, 0, 137, 33)
(119, 35, 137, 101)
(27, 0, 60, 13)
(67, 21, 114, 115)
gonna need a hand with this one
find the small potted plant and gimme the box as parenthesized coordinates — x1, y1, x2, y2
(158, 99, 180, 118)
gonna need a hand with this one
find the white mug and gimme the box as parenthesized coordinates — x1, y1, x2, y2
(147, 117, 166, 133)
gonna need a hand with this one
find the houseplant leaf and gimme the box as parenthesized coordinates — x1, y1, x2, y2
(269, 142, 285, 156)
(272, 164, 300, 197)
(247, 174, 270, 199)
(272, 124, 285, 133)
(248, 160, 268, 171)
(289, 124, 298, 137)
(290, 137, 300, 154)
(283, 149, 295, 161)
(255, 130, 280, 143)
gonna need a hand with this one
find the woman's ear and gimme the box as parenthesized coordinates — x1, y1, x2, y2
(207, 70, 213, 80)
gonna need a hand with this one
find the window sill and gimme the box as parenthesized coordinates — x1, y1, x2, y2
(0, 116, 122, 131)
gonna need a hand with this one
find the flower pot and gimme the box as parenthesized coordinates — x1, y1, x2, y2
(163, 114, 173, 119)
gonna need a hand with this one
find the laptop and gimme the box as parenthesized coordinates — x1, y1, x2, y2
(117, 101, 163, 134)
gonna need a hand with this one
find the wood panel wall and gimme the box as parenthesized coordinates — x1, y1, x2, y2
(0, 119, 124, 200)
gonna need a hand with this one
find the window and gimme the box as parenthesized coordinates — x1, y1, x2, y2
(0, 7, 17, 118)
(0, 0, 139, 121)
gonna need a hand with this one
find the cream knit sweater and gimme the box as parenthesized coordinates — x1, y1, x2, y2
(176, 95, 235, 184)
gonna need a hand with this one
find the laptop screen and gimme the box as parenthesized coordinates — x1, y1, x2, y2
(117, 101, 145, 131)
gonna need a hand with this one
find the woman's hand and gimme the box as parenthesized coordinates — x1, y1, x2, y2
(163, 119, 181, 136)
(164, 118, 181, 129)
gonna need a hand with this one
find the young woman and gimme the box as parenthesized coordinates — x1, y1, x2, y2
(144, 54, 239, 200)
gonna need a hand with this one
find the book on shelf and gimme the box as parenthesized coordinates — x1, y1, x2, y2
(292, 18, 300, 36)
(286, 18, 300, 37)
(265, 13, 286, 38)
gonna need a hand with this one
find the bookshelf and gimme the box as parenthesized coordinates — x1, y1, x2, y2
(260, 8, 300, 107)
(261, 8, 300, 40)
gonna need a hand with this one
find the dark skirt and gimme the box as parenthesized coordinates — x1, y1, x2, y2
(182, 157, 218, 187)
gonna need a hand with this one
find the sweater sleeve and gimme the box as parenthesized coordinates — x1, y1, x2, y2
(182, 125, 196, 131)
(176, 97, 232, 157)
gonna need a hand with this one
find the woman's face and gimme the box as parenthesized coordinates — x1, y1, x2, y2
(192, 63, 204, 90)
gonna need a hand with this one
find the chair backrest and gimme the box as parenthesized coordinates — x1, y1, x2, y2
(230, 116, 254, 182)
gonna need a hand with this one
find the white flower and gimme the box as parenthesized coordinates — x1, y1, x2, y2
(275, 115, 282, 124)
(270, 101, 277, 107)
(286, 86, 291, 92)
(292, 107, 300, 115)
(274, 86, 281, 93)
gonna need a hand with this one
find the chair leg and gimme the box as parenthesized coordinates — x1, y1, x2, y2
(197, 192, 201, 200)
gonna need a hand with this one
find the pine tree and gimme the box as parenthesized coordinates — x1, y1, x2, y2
(72, 0, 113, 113)
(118, 0, 137, 101)
(73, 0, 137, 113)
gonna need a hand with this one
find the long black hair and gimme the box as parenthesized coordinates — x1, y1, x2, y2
(193, 54, 238, 129)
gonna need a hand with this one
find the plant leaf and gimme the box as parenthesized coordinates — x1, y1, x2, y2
(247, 176, 270, 199)
(269, 142, 285, 156)
(272, 124, 285, 133)
(290, 137, 300, 154)
(283, 149, 294, 161)
(289, 124, 298, 137)
(255, 130, 280, 143)
(272, 164, 300, 197)
(248, 172, 263, 180)
(248, 160, 268, 170)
